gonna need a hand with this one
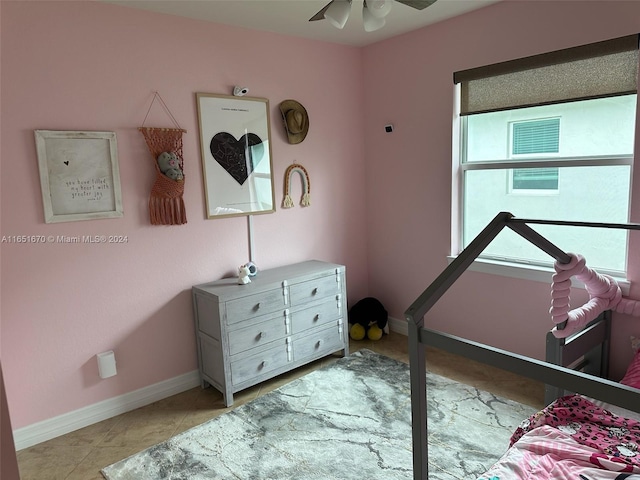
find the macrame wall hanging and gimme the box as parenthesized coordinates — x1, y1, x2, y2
(138, 92, 187, 225)
(282, 163, 311, 208)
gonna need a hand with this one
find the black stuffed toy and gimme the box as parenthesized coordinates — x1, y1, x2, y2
(348, 297, 388, 341)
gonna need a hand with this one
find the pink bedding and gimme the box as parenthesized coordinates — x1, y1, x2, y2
(479, 395, 640, 480)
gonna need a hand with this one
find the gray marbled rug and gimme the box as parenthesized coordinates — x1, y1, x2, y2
(101, 349, 536, 480)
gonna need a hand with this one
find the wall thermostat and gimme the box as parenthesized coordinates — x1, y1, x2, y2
(384, 124, 394, 133)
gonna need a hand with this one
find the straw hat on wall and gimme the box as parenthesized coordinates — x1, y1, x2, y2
(279, 99, 309, 144)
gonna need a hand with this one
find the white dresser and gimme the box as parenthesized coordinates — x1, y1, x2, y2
(192, 260, 349, 406)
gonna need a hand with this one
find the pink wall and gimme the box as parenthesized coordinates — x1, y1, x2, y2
(363, 1, 640, 378)
(2, 0, 640, 438)
(0, 1, 368, 429)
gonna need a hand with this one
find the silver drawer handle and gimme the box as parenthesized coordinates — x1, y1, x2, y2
(315, 340, 322, 348)
(312, 288, 319, 295)
(257, 331, 266, 340)
(314, 314, 320, 322)
(259, 361, 267, 369)
(253, 303, 261, 311)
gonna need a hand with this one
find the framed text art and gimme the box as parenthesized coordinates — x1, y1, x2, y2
(34, 130, 123, 223)
(196, 93, 275, 218)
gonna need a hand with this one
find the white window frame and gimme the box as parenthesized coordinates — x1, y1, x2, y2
(451, 87, 634, 288)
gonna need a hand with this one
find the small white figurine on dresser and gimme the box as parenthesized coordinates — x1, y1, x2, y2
(238, 264, 251, 285)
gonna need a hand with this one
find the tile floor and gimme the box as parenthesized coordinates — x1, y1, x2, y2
(15, 332, 545, 480)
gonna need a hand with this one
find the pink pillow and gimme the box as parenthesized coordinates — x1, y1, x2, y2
(621, 336, 640, 389)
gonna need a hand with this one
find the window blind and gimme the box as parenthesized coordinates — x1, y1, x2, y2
(513, 168, 559, 190)
(454, 35, 639, 116)
(512, 119, 560, 155)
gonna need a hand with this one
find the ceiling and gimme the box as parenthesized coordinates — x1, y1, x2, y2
(104, 0, 500, 47)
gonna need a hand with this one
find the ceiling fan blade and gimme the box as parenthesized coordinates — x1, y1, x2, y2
(395, 0, 437, 10)
(309, 2, 332, 21)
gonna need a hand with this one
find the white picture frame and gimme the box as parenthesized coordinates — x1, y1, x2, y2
(34, 130, 123, 223)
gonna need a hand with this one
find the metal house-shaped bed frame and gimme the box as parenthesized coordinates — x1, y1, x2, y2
(405, 211, 640, 480)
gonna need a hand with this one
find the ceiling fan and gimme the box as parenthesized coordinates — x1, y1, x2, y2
(309, 0, 437, 32)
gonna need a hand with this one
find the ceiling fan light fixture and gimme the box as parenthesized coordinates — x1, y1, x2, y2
(363, 4, 386, 32)
(324, 0, 352, 29)
(365, 0, 392, 18)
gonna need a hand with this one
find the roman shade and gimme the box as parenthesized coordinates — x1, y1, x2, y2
(454, 34, 639, 116)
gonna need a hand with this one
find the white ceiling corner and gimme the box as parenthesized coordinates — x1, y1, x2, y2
(102, 0, 501, 47)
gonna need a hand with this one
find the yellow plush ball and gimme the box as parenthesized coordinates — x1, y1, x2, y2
(350, 323, 366, 341)
(367, 325, 383, 341)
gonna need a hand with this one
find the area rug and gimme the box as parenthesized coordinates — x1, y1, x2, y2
(101, 349, 537, 480)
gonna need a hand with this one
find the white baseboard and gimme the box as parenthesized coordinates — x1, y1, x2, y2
(388, 316, 408, 336)
(14, 323, 408, 451)
(13, 370, 200, 451)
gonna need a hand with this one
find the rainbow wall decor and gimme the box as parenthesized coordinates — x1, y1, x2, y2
(282, 163, 311, 208)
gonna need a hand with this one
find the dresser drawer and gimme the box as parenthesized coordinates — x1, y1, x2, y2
(228, 314, 288, 356)
(293, 322, 345, 360)
(289, 274, 340, 306)
(290, 297, 342, 334)
(231, 341, 291, 386)
(225, 287, 287, 325)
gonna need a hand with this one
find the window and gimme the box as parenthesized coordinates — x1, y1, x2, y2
(511, 118, 560, 191)
(511, 167, 558, 191)
(454, 35, 638, 276)
(512, 118, 560, 156)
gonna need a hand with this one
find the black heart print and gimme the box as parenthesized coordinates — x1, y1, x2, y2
(210, 132, 265, 185)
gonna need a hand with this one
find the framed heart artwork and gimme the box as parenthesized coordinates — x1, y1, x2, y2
(196, 93, 275, 218)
